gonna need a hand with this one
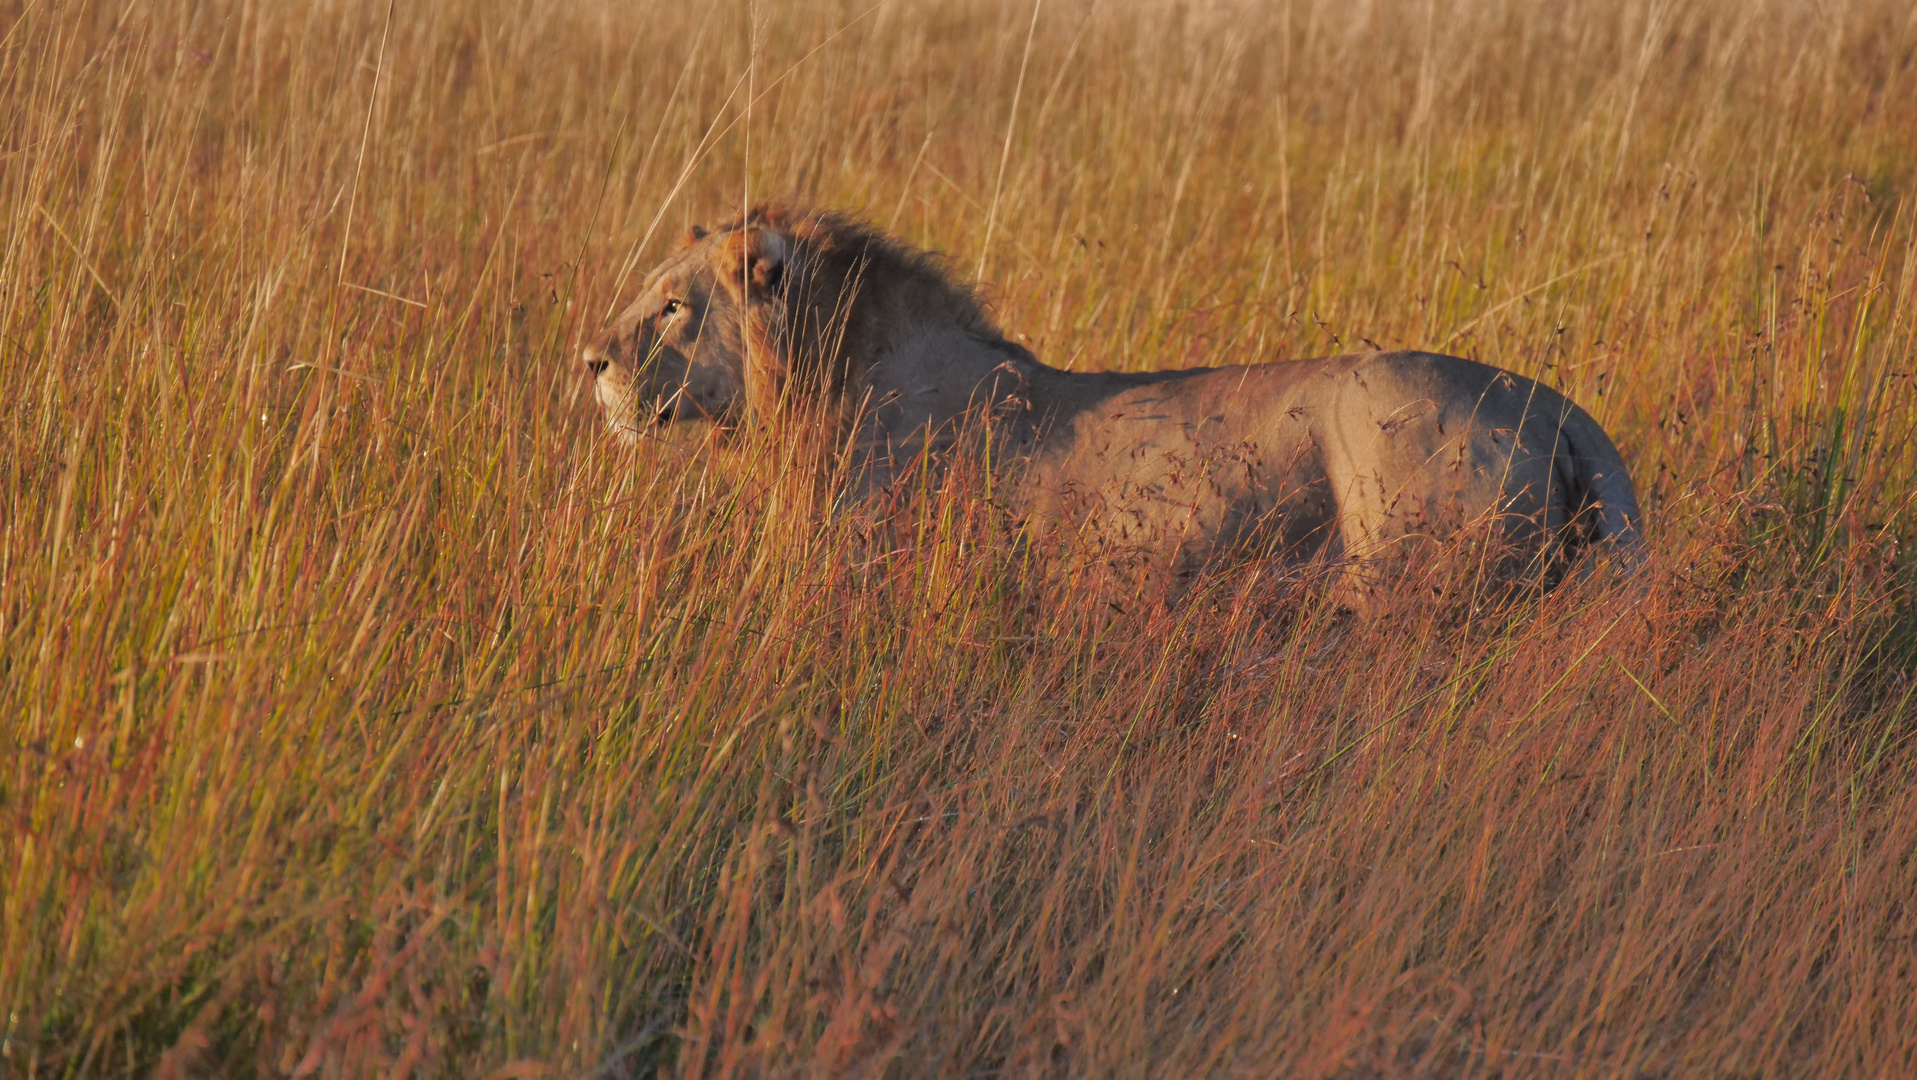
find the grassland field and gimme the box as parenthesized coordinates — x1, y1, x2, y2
(6, 0, 1917, 1075)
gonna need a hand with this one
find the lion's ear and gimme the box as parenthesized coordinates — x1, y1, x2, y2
(685, 223, 709, 244)
(713, 228, 787, 300)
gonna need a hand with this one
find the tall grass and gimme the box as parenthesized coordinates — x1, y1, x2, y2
(5, 0, 1917, 1075)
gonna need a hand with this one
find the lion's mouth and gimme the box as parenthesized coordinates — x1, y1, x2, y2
(592, 369, 717, 435)
(592, 373, 662, 421)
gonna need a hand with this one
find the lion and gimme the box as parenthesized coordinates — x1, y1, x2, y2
(583, 205, 1641, 594)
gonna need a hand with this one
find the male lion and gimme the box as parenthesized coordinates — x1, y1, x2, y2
(583, 206, 1640, 594)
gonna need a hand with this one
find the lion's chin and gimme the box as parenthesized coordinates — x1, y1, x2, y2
(592, 377, 656, 445)
(606, 418, 642, 446)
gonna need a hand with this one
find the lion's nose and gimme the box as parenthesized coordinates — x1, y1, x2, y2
(584, 352, 609, 376)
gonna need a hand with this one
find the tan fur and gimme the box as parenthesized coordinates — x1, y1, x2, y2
(584, 205, 1642, 592)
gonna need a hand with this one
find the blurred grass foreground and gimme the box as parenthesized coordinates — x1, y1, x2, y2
(6, 0, 1917, 1075)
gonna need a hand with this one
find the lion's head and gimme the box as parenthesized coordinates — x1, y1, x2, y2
(580, 224, 759, 442)
(583, 206, 1006, 444)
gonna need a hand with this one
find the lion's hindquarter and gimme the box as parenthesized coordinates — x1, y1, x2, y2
(1014, 350, 1638, 581)
(1312, 351, 1604, 575)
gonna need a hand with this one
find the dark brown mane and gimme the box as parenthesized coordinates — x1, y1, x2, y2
(710, 203, 1007, 342)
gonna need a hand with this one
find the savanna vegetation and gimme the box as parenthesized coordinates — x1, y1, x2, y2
(6, 0, 1917, 1075)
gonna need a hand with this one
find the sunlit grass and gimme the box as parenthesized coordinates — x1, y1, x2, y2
(4, 0, 1917, 1075)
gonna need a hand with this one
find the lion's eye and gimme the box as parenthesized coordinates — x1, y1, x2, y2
(659, 299, 684, 319)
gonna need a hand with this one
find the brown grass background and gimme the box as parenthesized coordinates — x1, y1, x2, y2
(6, 0, 1917, 1075)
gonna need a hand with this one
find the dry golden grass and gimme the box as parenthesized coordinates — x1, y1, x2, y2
(6, 0, 1917, 1075)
